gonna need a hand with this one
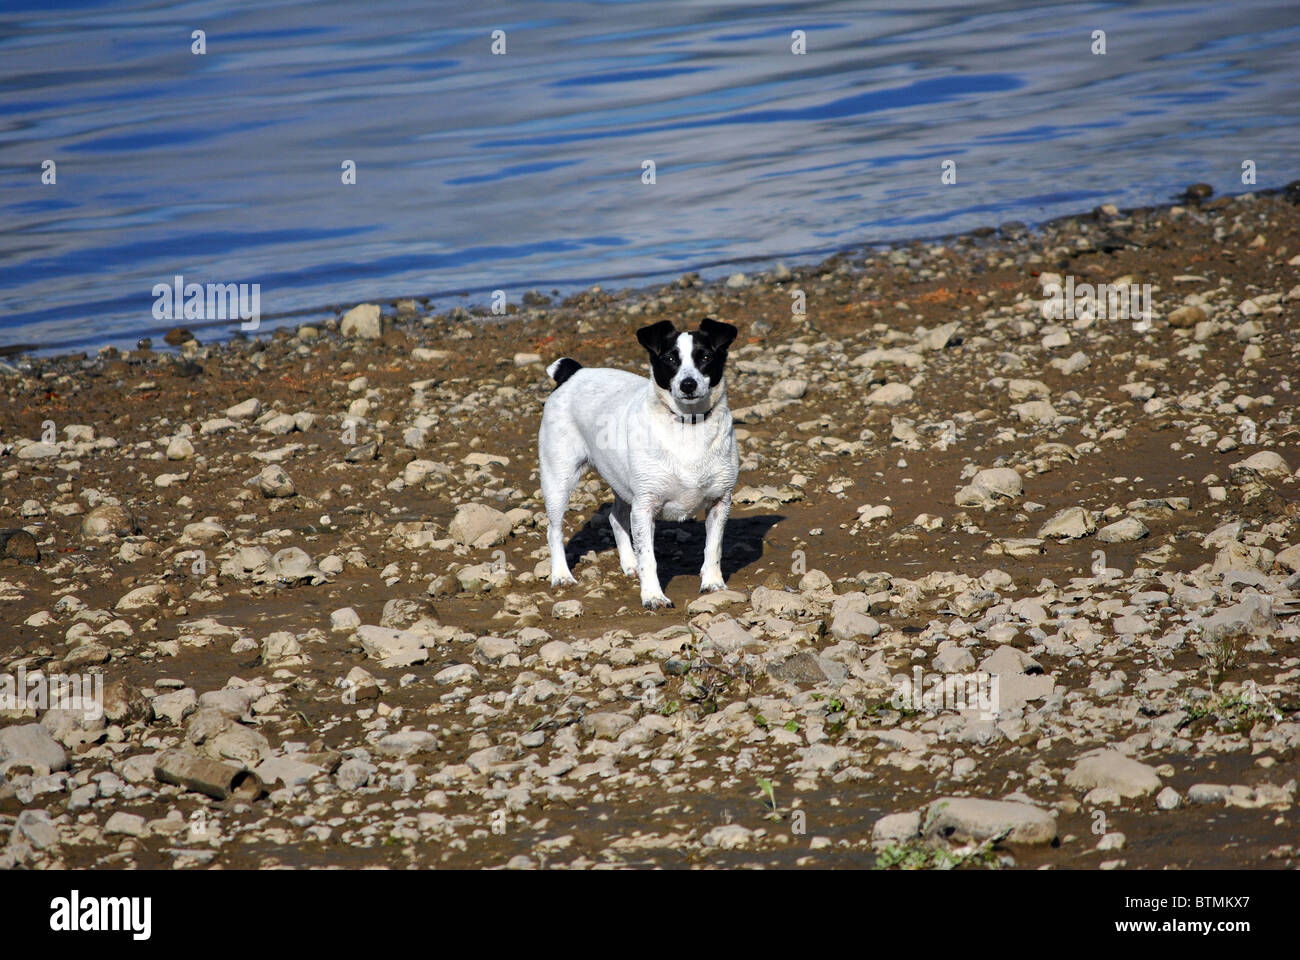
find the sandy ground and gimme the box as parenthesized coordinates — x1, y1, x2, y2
(1, 183, 1299, 870)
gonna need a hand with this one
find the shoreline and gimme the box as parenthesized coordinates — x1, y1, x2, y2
(1, 180, 1299, 870)
(8, 178, 1298, 364)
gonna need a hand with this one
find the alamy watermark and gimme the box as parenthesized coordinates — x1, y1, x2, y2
(0, 667, 104, 717)
(1040, 275, 1152, 332)
(152, 274, 260, 331)
(890, 666, 1000, 718)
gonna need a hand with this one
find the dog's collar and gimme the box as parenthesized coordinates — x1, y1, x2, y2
(672, 408, 712, 425)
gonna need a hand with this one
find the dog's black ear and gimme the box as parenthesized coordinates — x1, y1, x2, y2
(636, 320, 678, 356)
(697, 317, 738, 351)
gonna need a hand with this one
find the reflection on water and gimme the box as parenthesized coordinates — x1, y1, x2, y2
(1, 0, 1298, 351)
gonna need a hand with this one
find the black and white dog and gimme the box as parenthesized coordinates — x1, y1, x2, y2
(538, 318, 740, 608)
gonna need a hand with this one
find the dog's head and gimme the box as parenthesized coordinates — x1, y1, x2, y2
(636, 317, 738, 415)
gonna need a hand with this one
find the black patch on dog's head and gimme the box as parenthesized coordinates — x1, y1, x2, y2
(637, 320, 681, 390)
(691, 317, 737, 386)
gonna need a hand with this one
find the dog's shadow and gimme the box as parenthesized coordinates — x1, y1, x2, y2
(564, 506, 784, 588)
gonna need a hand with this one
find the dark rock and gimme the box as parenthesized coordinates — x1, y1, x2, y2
(345, 441, 379, 463)
(102, 678, 151, 724)
(767, 651, 847, 685)
(0, 529, 39, 564)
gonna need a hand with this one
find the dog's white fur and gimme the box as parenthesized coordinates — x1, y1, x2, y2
(538, 329, 739, 608)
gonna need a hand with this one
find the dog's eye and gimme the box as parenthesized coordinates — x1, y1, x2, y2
(697, 351, 713, 364)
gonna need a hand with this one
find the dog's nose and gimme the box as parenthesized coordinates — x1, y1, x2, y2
(680, 377, 698, 396)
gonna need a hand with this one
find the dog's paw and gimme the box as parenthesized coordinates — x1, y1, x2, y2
(620, 564, 638, 577)
(699, 580, 726, 594)
(642, 595, 674, 610)
(550, 574, 578, 588)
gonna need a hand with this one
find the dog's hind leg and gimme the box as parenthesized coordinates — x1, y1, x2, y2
(608, 496, 637, 576)
(541, 455, 586, 587)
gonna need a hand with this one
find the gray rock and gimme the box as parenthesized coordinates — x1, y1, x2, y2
(551, 599, 583, 619)
(376, 730, 439, 758)
(166, 436, 194, 460)
(115, 583, 167, 611)
(1187, 783, 1229, 805)
(449, 503, 513, 549)
(703, 619, 756, 653)
(335, 757, 376, 791)
(340, 303, 383, 339)
(0, 724, 68, 773)
(379, 598, 424, 628)
(1065, 750, 1161, 798)
(261, 631, 304, 667)
(955, 468, 1024, 508)
(80, 504, 135, 539)
(867, 383, 913, 406)
(254, 756, 325, 788)
(1156, 787, 1182, 810)
(104, 811, 147, 837)
(10, 809, 60, 850)
(796, 743, 851, 773)
(1038, 506, 1097, 539)
(18, 442, 60, 460)
(581, 712, 634, 739)
(770, 378, 809, 400)
(267, 547, 322, 583)
(357, 625, 426, 663)
(1197, 595, 1276, 641)
(1012, 400, 1058, 424)
(226, 397, 262, 420)
(768, 652, 847, 685)
(933, 642, 976, 674)
(151, 688, 197, 725)
(1097, 832, 1126, 851)
(925, 797, 1057, 845)
(871, 810, 922, 845)
(255, 464, 296, 498)
(702, 824, 753, 849)
(198, 687, 257, 719)
(1230, 451, 1290, 479)
(829, 609, 881, 640)
(40, 697, 107, 749)
(1097, 517, 1149, 543)
(330, 607, 361, 632)
(433, 663, 479, 685)
(472, 636, 519, 664)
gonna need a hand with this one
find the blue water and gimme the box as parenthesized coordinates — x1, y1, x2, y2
(2, 0, 1299, 352)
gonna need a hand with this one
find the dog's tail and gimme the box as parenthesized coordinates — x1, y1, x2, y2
(546, 357, 583, 388)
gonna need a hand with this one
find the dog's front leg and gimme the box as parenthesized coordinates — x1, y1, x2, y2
(631, 497, 672, 608)
(700, 493, 730, 592)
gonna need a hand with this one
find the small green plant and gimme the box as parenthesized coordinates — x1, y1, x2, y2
(1199, 629, 1246, 686)
(815, 694, 853, 737)
(1182, 689, 1276, 734)
(874, 838, 1002, 870)
(756, 778, 781, 820)
(873, 802, 1006, 871)
(871, 699, 920, 719)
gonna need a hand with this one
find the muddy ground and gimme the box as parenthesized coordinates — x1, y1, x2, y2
(1, 183, 1299, 870)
